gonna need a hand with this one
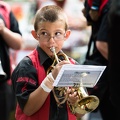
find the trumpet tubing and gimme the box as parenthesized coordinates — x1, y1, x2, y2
(47, 46, 69, 106)
(50, 47, 59, 63)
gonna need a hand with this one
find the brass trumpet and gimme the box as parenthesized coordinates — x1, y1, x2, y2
(47, 47, 99, 114)
(47, 47, 69, 106)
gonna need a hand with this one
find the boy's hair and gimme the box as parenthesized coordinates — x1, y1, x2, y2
(34, 5, 68, 31)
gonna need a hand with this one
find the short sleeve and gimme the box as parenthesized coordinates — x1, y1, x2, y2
(9, 11, 22, 35)
(97, 13, 109, 42)
(11, 57, 38, 110)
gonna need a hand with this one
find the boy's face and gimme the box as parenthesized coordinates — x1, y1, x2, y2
(32, 21, 70, 58)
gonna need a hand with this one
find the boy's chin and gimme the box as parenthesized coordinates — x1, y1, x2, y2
(49, 54, 54, 59)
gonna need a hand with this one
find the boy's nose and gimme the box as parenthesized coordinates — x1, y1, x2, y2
(48, 36, 55, 42)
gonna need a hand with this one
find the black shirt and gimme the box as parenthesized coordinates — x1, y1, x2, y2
(11, 46, 78, 120)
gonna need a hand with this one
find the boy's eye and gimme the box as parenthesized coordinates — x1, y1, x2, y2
(41, 32, 48, 36)
(55, 32, 62, 36)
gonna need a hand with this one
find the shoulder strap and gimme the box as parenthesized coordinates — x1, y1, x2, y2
(86, 35, 93, 59)
(0, 1, 11, 29)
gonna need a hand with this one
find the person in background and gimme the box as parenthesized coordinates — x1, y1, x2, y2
(88, 0, 103, 21)
(83, 0, 109, 22)
(11, 5, 85, 120)
(82, 0, 119, 120)
(108, 0, 120, 119)
(0, 1, 23, 120)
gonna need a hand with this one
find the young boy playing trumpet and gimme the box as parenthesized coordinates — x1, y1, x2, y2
(11, 5, 86, 120)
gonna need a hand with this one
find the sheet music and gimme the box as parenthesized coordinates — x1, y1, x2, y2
(53, 64, 106, 88)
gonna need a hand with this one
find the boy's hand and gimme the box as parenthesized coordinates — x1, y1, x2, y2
(52, 60, 70, 80)
(67, 87, 79, 105)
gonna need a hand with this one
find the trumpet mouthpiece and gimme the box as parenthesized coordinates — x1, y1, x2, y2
(50, 47, 55, 53)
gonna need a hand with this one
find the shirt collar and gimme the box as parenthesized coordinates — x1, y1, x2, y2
(36, 45, 50, 65)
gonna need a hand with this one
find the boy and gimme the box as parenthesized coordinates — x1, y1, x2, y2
(11, 5, 84, 120)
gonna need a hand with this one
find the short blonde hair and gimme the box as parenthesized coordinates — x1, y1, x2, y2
(33, 5, 68, 31)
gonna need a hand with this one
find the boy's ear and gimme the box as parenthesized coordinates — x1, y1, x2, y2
(31, 30, 38, 40)
(65, 30, 71, 39)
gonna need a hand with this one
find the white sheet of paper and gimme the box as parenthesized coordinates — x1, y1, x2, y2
(53, 64, 106, 88)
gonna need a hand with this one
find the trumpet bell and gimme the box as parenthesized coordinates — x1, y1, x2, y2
(75, 95, 99, 114)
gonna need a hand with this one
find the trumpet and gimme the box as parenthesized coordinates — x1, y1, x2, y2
(47, 47, 69, 106)
(47, 47, 99, 114)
